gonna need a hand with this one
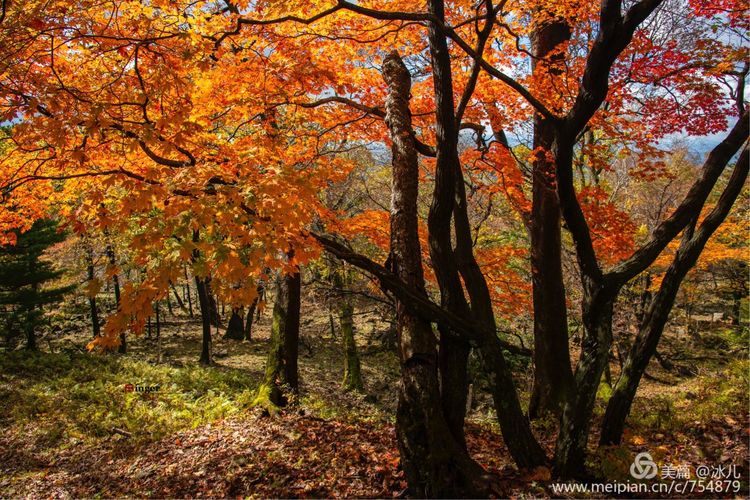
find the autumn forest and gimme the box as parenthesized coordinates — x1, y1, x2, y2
(0, 0, 748, 498)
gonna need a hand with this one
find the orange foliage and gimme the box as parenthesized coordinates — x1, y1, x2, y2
(0, 0, 744, 346)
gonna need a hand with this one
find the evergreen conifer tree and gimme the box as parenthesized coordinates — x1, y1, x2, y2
(0, 219, 72, 349)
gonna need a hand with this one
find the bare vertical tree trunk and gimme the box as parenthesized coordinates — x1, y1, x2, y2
(225, 309, 245, 340)
(383, 49, 487, 498)
(338, 299, 364, 391)
(192, 231, 212, 365)
(528, 14, 575, 419)
(195, 276, 213, 365)
(426, 0, 546, 469)
(333, 267, 364, 392)
(284, 263, 301, 392)
(106, 244, 125, 354)
(85, 244, 100, 338)
(422, 0, 475, 450)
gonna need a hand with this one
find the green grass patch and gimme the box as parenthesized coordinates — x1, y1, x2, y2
(0, 350, 259, 449)
(689, 357, 749, 421)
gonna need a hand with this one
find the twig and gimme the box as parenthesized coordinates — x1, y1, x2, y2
(111, 427, 132, 438)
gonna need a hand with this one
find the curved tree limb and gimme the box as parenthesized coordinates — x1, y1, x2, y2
(310, 232, 532, 357)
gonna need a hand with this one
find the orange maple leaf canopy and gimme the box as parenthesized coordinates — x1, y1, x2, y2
(0, 0, 745, 347)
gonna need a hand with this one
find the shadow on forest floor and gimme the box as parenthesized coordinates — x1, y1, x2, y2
(0, 309, 747, 498)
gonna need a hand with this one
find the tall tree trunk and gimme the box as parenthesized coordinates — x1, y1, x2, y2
(225, 309, 245, 340)
(426, 0, 546, 469)
(454, 149, 548, 467)
(528, 16, 575, 419)
(195, 276, 213, 365)
(555, 283, 616, 478)
(424, 0, 475, 450)
(338, 299, 364, 391)
(107, 244, 125, 354)
(254, 265, 301, 410)
(85, 245, 100, 338)
(245, 295, 259, 340)
(184, 265, 194, 317)
(600, 150, 748, 446)
(333, 268, 364, 392)
(383, 49, 487, 498)
(170, 283, 186, 311)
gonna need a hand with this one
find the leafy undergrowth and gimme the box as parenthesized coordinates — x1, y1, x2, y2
(0, 324, 747, 498)
(591, 358, 750, 496)
(0, 349, 260, 448)
(0, 412, 404, 498)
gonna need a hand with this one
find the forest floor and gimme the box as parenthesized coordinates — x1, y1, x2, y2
(0, 305, 747, 498)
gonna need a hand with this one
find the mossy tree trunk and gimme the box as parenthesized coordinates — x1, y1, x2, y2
(254, 264, 301, 411)
(338, 301, 364, 392)
(331, 265, 364, 392)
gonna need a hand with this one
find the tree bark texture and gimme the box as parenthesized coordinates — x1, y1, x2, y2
(383, 49, 487, 498)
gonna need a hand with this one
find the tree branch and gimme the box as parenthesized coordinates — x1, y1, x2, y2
(310, 232, 531, 356)
(564, 0, 665, 137)
(607, 111, 749, 285)
(221, 1, 557, 121)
